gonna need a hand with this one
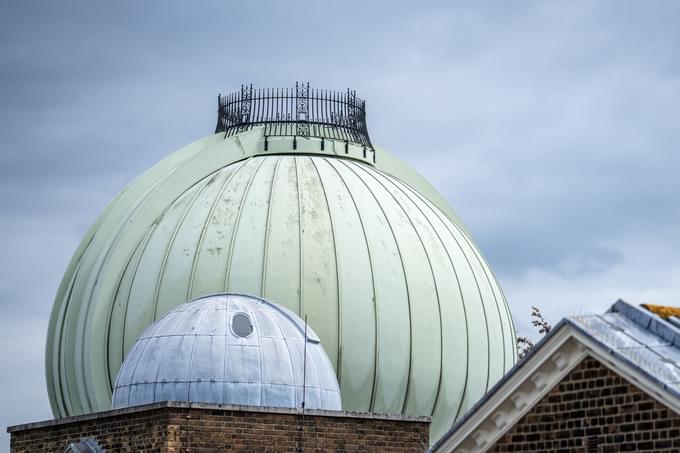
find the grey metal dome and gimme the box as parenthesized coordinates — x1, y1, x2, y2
(112, 293, 341, 410)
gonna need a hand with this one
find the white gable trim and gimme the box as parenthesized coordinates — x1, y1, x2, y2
(432, 324, 680, 452)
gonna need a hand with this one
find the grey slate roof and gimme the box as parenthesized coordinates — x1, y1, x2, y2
(569, 299, 680, 398)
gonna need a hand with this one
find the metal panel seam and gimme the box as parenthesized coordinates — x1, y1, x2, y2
(55, 249, 90, 416)
(122, 316, 160, 407)
(221, 301, 231, 404)
(250, 299, 265, 405)
(352, 162, 444, 417)
(151, 176, 215, 320)
(260, 157, 283, 296)
(456, 230, 508, 376)
(109, 227, 154, 390)
(386, 174, 491, 416)
(77, 171, 175, 412)
(322, 157, 379, 411)
(268, 307, 300, 405)
(224, 158, 268, 292)
(445, 215, 514, 373)
(294, 158, 304, 316)
(308, 156, 343, 384)
(415, 195, 493, 396)
(185, 308, 209, 399)
(149, 308, 194, 402)
(186, 160, 249, 299)
(335, 159, 413, 413)
(380, 175, 471, 422)
(489, 268, 518, 364)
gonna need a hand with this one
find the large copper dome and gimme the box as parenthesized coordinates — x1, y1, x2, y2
(46, 85, 516, 442)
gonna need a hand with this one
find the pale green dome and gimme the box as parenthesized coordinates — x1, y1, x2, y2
(47, 125, 516, 443)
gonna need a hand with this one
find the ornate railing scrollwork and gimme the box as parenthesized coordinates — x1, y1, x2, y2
(215, 83, 373, 149)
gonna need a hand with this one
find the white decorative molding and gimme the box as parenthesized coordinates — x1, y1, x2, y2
(552, 351, 568, 370)
(432, 328, 588, 453)
(530, 371, 548, 390)
(491, 411, 508, 429)
(510, 391, 528, 409)
(472, 430, 489, 447)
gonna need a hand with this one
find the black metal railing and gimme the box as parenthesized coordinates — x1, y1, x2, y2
(215, 83, 373, 149)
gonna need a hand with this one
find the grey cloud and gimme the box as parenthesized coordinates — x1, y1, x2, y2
(2, 1, 680, 451)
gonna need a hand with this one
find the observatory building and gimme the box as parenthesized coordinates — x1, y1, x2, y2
(40, 83, 516, 447)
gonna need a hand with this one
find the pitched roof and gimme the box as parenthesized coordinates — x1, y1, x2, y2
(431, 299, 680, 452)
(570, 300, 680, 397)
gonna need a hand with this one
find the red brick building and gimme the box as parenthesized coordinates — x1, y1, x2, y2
(8, 402, 429, 453)
(432, 300, 680, 452)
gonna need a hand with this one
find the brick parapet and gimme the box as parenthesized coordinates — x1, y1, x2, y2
(8, 403, 430, 452)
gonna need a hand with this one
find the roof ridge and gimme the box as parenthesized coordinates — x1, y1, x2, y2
(610, 299, 680, 348)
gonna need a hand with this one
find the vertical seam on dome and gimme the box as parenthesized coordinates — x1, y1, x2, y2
(308, 157, 342, 384)
(295, 158, 304, 317)
(497, 277, 516, 363)
(222, 300, 230, 405)
(433, 203, 508, 379)
(354, 163, 445, 418)
(110, 227, 154, 390)
(377, 173, 470, 424)
(150, 308, 195, 403)
(496, 280, 518, 363)
(456, 232, 510, 375)
(261, 157, 282, 297)
(335, 159, 413, 414)
(122, 330, 154, 407)
(119, 175, 206, 372)
(120, 226, 157, 383)
(57, 136, 224, 415)
(49, 216, 101, 417)
(185, 308, 210, 401)
(249, 302, 264, 406)
(124, 308, 184, 407)
(386, 174, 491, 417)
(121, 314, 161, 406)
(323, 158, 379, 412)
(187, 159, 249, 299)
(269, 308, 300, 406)
(225, 158, 268, 292)
(439, 214, 508, 386)
(56, 250, 90, 417)
(152, 177, 214, 321)
(78, 174, 171, 412)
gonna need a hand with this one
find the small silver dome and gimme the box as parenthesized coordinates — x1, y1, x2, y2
(112, 293, 341, 410)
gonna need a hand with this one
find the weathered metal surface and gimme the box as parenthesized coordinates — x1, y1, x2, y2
(46, 128, 516, 444)
(571, 300, 680, 393)
(112, 293, 341, 410)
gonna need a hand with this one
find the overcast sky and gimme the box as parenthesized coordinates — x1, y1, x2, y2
(2, 1, 680, 450)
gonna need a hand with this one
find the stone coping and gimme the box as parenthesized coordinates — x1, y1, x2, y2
(7, 401, 430, 433)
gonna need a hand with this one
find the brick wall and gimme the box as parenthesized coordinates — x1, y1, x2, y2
(9, 406, 169, 452)
(8, 402, 430, 453)
(491, 356, 680, 452)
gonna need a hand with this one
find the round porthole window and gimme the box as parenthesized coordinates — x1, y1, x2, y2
(232, 313, 253, 337)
